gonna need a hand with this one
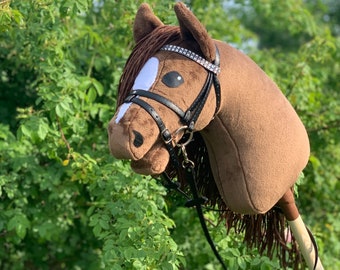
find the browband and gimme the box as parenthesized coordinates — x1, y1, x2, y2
(161, 44, 221, 75)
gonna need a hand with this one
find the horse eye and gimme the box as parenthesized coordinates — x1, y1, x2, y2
(162, 71, 184, 88)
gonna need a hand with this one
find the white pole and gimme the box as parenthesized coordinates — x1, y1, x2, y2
(288, 216, 324, 270)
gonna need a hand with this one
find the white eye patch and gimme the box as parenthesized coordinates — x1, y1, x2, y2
(132, 57, 159, 90)
(115, 57, 159, 123)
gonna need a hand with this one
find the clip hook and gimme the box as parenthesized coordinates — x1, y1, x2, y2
(172, 126, 194, 168)
(180, 144, 195, 168)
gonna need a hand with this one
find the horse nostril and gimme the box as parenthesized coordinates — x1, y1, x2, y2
(132, 130, 144, 148)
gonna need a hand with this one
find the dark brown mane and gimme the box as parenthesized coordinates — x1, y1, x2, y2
(117, 25, 181, 107)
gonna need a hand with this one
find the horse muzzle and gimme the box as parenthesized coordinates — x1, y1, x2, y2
(108, 116, 170, 175)
(108, 119, 135, 160)
(107, 103, 168, 161)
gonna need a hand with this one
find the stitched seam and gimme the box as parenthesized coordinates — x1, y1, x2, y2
(215, 115, 259, 212)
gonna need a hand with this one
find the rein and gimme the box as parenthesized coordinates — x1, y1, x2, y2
(124, 44, 227, 269)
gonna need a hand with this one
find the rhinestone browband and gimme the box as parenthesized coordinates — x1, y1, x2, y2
(160, 44, 221, 75)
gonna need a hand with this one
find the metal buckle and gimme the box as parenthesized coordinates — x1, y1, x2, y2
(174, 126, 193, 147)
(161, 128, 172, 144)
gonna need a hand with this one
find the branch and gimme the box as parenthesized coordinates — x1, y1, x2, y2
(285, 62, 307, 98)
(56, 116, 71, 153)
(307, 119, 340, 133)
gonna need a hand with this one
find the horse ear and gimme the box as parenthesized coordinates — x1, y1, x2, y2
(174, 2, 215, 62)
(133, 3, 164, 43)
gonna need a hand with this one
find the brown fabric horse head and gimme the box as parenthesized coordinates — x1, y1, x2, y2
(108, 2, 309, 214)
(108, 3, 313, 267)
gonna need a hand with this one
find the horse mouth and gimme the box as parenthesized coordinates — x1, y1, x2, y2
(130, 140, 170, 175)
(108, 119, 153, 161)
(108, 118, 170, 175)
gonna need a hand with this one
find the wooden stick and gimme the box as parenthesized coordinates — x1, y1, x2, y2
(288, 216, 324, 270)
(278, 190, 323, 270)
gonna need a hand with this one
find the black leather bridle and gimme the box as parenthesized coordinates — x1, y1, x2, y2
(124, 44, 221, 168)
(123, 44, 227, 269)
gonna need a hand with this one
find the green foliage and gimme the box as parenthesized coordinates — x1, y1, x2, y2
(88, 162, 183, 269)
(169, 206, 280, 270)
(0, 0, 339, 269)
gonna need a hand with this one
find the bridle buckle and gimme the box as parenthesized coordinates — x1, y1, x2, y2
(161, 128, 172, 144)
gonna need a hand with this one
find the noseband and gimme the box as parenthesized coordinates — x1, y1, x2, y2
(124, 44, 221, 167)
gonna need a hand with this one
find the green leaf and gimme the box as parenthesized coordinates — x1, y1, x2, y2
(20, 122, 31, 137)
(92, 79, 104, 96)
(99, 219, 110, 230)
(59, 99, 74, 113)
(55, 103, 65, 118)
(37, 119, 49, 140)
(79, 78, 92, 91)
(237, 257, 247, 270)
(309, 155, 321, 170)
(87, 87, 97, 103)
(93, 224, 102, 237)
(7, 214, 30, 239)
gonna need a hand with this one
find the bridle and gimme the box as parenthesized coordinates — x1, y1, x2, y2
(123, 44, 227, 269)
(124, 44, 221, 168)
